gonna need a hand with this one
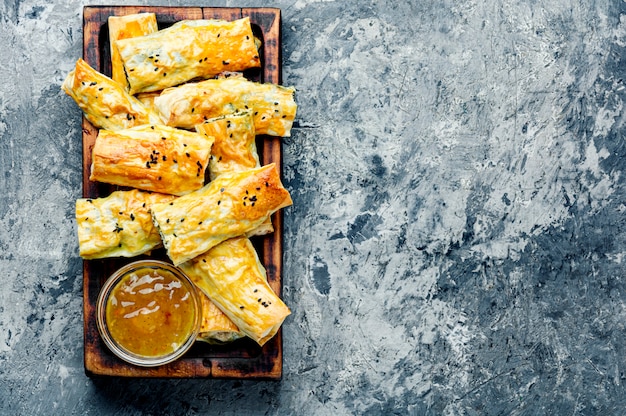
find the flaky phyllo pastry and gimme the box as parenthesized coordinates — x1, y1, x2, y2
(113, 18, 261, 95)
(180, 236, 291, 347)
(154, 77, 297, 136)
(108, 13, 159, 89)
(197, 290, 244, 344)
(150, 163, 292, 266)
(90, 124, 214, 196)
(196, 110, 273, 236)
(61, 58, 162, 130)
(75, 189, 176, 259)
(195, 110, 260, 181)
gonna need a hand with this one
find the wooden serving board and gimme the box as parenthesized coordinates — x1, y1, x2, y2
(81, 6, 285, 379)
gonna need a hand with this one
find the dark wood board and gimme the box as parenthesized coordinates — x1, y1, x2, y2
(81, 6, 285, 379)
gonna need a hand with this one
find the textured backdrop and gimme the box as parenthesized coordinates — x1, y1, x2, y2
(2, 0, 626, 414)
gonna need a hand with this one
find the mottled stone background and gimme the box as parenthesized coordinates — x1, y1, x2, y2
(2, 0, 626, 414)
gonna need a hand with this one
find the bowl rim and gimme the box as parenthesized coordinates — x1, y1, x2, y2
(95, 259, 202, 367)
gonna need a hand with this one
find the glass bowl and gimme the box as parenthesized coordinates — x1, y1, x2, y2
(96, 260, 201, 367)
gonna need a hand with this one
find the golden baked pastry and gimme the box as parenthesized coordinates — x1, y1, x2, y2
(150, 163, 292, 265)
(75, 189, 176, 259)
(90, 124, 214, 196)
(195, 110, 273, 236)
(154, 77, 297, 136)
(114, 18, 261, 95)
(195, 110, 260, 181)
(197, 291, 244, 344)
(180, 236, 291, 346)
(61, 58, 162, 131)
(108, 13, 158, 89)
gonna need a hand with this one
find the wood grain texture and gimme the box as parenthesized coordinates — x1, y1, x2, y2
(81, 6, 284, 379)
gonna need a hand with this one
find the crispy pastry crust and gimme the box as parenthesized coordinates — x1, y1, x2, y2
(154, 77, 297, 136)
(75, 189, 176, 259)
(151, 163, 292, 265)
(197, 291, 244, 344)
(195, 110, 273, 236)
(195, 110, 260, 181)
(61, 58, 162, 131)
(114, 18, 261, 95)
(90, 124, 214, 196)
(180, 237, 291, 346)
(108, 13, 159, 89)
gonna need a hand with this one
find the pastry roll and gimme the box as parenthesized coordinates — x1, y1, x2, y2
(195, 110, 273, 236)
(180, 237, 291, 346)
(114, 18, 261, 95)
(90, 124, 214, 196)
(195, 110, 259, 181)
(61, 58, 162, 131)
(150, 163, 292, 265)
(75, 189, 176, 259)
(154, 77, 297, 136)
(108, 13, 158, 88)
(197, 291, 244, 344)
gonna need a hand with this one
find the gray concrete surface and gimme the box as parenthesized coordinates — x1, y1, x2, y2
(2, 0, 626, 414)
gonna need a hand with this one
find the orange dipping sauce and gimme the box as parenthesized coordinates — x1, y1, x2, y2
(97, 261, 200, 366)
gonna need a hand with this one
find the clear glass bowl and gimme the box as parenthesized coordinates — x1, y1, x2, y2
(96, 260, 201, 367)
